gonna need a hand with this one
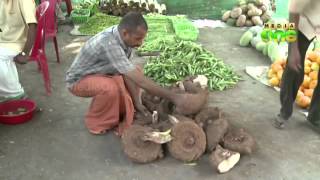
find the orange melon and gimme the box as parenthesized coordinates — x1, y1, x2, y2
(305, 59, 312, 67)
(277, 70, 284, 80)
(269, 77, 280, 87)
(271, 63, 283, 73)
(304, 66, 311, 74)
(296, 95, 311, 108)
(311, 62, 320, 71)
(308, 51, 320, 62)
(309, 80, 318, 89)
(302, 75, 311, 88)
(299, 86, 305, 92)
(317, 56, 320, 64)
(268, 69, 276, 78)
(304, 89, 314, 98)
(309, 71, 318, 80)
(274, 58, 286, 67)
(296, 90, 304, 100)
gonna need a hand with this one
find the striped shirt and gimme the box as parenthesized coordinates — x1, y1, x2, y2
(66, 25, 135, 87)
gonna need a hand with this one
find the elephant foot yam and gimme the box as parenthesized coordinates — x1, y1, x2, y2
(141, 91, 153, 102)
(141, 91, 161, 104)
(222, 128, 256, 155)
(182, 80, 202, 94)
(141, 91, 161, 107)
(192, 75, 208, 89)
(174, 90, 209, 116)
(157, 99, 174, 121)
(142, 98, 158, 112)
(141, 92, 160, 112)
(168, 121, 206, 162)
(133, 112, 153, 126)
(205, 118, 229, 152)
(209, 145, 240, 174)
(153, 96, 161, 104)
(122, 125, 164, 163)
(171, 114, 194, 123)
(195, 107, 221, 127)
(150, 120, 172, 132)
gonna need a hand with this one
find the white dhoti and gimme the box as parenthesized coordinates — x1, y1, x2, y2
(0, 47, 24, 98)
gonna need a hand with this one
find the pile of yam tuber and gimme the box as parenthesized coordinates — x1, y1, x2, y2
(121, 76, 257, 174)
(222, 0, 272, 27)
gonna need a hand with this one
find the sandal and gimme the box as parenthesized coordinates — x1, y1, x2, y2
(273, 114, 288, 129)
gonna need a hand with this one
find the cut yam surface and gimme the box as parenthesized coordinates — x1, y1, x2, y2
(222, 128, 256, 155)
(168, 121, 206, 162)
(122, 125, 163, 163)
(209, 145, 240, 174)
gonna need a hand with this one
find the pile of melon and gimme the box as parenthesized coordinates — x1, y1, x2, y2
(268, 49, 320, 108)
(239, 26, 288, 62)
(222, 0, 272, 27)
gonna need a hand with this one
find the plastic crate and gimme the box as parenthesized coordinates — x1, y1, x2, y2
(176, 30, 199, 41)
(148, 22, 174, 33)
(71, 9, 90, 24)
(170, 18, 199, 41)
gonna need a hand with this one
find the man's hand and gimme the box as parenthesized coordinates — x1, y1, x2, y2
(14, 54, 29, 64)
(135, 103, 151, 117)
(288, 43, 301, 72)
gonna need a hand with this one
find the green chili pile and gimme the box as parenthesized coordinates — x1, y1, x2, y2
(144, 41, 241, 91)
(78, 13, 120, 35)
(138, 35, 177, 53)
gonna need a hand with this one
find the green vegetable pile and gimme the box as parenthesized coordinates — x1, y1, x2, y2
(138, 14, 200, 54)
(74, 0, 99, 15)
(138, 35, 176, 53)
(72, 9, 90, 16)
(144, 41, 240, 91)
(78, 13, 120, 35)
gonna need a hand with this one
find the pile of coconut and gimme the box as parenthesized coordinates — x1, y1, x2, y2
(121, 76, 256, 174)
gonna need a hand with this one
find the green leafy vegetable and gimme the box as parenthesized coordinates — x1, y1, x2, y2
(143, 40, 240, 91)
(78, 13, 120, 35)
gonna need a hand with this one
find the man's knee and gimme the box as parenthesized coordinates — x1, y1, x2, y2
(97, 79, 120, 97)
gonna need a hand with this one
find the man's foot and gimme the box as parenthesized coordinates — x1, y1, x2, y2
(89, 129, 107, 135)
(273, 114, 288, 129)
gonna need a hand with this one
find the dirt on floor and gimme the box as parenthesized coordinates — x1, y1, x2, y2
(0, 24, 320, 180)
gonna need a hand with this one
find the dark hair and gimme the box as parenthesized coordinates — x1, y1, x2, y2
(118, 12, 148, 32)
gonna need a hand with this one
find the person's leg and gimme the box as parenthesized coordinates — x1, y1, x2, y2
(307, 68, 320, 127)
(274, 32, 312, 128)
(70, 75, 124, 134)
(113, 76, 135, 135)
(0, 48, 25, 101)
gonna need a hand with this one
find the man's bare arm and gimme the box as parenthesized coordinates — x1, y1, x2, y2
(123, 76, 141, 105)
(14, 23, 37, 64)
(23, 23, 37, 54)
(124, 68, 177, 103)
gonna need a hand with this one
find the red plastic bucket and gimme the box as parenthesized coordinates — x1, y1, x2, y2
(0, 99, 37, 125)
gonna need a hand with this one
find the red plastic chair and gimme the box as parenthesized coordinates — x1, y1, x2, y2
(29, 1, 52, 95)
(41, 0, 60, 63)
